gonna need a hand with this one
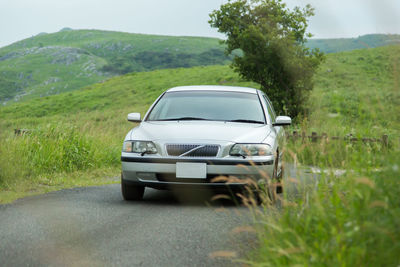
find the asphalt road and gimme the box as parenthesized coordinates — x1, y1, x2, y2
(0, 185, 257, 267)
(0, 164, 317, 267)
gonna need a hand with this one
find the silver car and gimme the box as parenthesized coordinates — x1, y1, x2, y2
(121, 85, 291, 200)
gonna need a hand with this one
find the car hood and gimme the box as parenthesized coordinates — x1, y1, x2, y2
(128, 121, 271, 143)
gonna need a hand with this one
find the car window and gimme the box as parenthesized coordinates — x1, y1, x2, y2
(263, 95, 276, 122)
(147, 91, 266, 123)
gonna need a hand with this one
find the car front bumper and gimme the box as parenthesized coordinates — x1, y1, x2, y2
(121, 156, 275, 191)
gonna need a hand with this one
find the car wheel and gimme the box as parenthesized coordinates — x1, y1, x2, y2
(121, 179, 145, 201)
(276, 163, 284, 194)
(273, 151, 284, 194)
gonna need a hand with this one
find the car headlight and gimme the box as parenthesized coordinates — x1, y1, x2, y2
(230, 144, 272, 157)
(123, 141, 158, 154)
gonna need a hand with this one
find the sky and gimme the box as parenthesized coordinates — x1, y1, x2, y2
(0, 0, 400, 48)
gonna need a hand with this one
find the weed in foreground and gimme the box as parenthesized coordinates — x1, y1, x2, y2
(245, 140, 400, 266)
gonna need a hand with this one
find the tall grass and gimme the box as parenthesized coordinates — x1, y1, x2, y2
(284, 137, 388, 169)
(0, 124, 120, 189)
(247, 45, 400, 266)
(248, 147, 400, 266)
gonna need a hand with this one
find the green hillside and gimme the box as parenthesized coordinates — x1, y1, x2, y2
(1, 45, 399, 136)
(307, 34, 400, 53)
(0, 29, 230, 103)
(1, 29, 398, 105)
(0, 46, 108, 103)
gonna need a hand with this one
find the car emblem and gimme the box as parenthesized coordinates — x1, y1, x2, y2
(178, 145, 206, 157)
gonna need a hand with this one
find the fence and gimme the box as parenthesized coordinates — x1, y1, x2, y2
(286, 131, 389, 147)
(13, 128, 392, 148)
(14, 129, 31, 136)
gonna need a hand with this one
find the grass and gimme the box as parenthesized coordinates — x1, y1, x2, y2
(245, 45, 400, 266)
(254, 155, 398, 265)
(245, 148, 400, 266)
(306, 45, 400, 136)
(0, 124, 120, 203)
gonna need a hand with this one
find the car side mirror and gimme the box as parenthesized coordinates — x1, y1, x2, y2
(127, 113, 142, 123)
(273, 116, 291, 126)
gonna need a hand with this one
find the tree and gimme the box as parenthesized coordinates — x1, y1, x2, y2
(209, 0, 324, 117)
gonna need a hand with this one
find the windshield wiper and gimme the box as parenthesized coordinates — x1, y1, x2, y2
(227, 119, 265, 124)
(155, 117, 208, 121)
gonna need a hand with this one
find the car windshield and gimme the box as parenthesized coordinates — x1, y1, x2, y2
(146, 91, 266, 123)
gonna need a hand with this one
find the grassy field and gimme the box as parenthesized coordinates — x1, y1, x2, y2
(286, 45, 400, 169)
(0, 45, 399, 265)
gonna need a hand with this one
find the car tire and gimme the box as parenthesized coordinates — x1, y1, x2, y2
(273, 151, 284, 194)
(276, 163, 284, 194)
(121, 179, 145, 201)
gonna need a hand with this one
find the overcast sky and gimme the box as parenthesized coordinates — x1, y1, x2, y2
(1, 0, 399, 48)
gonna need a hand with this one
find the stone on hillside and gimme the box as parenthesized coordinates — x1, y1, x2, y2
(106, 42, 121, 51)
(50, 47, 89, 65)
(123, 44, 133, 51)
(86, 43, 102, 49)
(82, 61, 97, 72)
(43, 77, 61, 85)
(0, 52, 19, 62)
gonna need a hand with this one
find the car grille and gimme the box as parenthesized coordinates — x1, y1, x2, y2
(166, 144, 219, 157)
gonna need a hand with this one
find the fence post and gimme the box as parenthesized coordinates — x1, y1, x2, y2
(312, 132, 318, 143)
(293, 131, 298, 140)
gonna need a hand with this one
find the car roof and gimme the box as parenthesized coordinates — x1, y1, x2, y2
(166, 85, 259, 94)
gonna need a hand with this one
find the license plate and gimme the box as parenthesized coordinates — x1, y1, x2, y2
(176, 162, 207, 179)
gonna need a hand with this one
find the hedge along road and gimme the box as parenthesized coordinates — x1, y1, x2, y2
(0, 164, 317, 266)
